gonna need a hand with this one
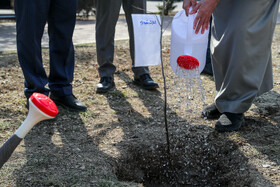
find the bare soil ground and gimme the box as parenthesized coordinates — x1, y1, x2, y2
(0, 26, 280, 186)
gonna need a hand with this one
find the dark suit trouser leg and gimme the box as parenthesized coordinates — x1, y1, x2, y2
(96, 0, 122, 78)
(48, 0, 78, 97)
(15, 0, 51, 99)
(123, 0, 149, 77)
(14, 0, 77, 98)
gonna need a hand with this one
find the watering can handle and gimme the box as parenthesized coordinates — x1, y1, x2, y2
(184, 12, 194, 56)
(187, 12, 194, 41)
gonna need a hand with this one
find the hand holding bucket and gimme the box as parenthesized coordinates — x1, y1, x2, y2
(0, 93, 58, 169)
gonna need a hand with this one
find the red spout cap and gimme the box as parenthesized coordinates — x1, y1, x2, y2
(177, 55, 199, 70)
(30, 93, 59, 118)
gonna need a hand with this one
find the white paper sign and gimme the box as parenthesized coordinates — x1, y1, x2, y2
(132, 14, 161, 67)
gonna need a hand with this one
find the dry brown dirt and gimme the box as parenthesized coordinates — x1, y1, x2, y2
(0, 27, 279, 186)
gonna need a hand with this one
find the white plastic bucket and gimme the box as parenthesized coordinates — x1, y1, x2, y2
(170, 9, 209, 78)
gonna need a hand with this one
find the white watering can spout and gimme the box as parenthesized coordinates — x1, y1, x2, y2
(0, 93, 58, 169)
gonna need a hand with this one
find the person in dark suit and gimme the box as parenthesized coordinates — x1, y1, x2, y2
(95, 0, 159, 93)
(14, 0, 87, 112)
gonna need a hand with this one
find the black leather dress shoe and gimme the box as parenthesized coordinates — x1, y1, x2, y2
(133, 74, 159, 90)
(201, 103, 222, 119)
(215, 112, 245, 132)
(50, 94, 87, 112)
(96, 77, 115, 93)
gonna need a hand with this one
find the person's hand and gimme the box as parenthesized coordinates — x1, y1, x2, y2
(192, 0, 220, 34)
(182, 0, 198, 16)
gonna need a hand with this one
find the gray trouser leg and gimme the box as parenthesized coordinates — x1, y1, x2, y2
(123, 0, 149, 77)
(96, 0, 122, 78)
(96, 0, 149, 78)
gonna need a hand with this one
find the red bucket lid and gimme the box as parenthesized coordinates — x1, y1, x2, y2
(177, 55, 199, 70)
(30, 93, 59, 117)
